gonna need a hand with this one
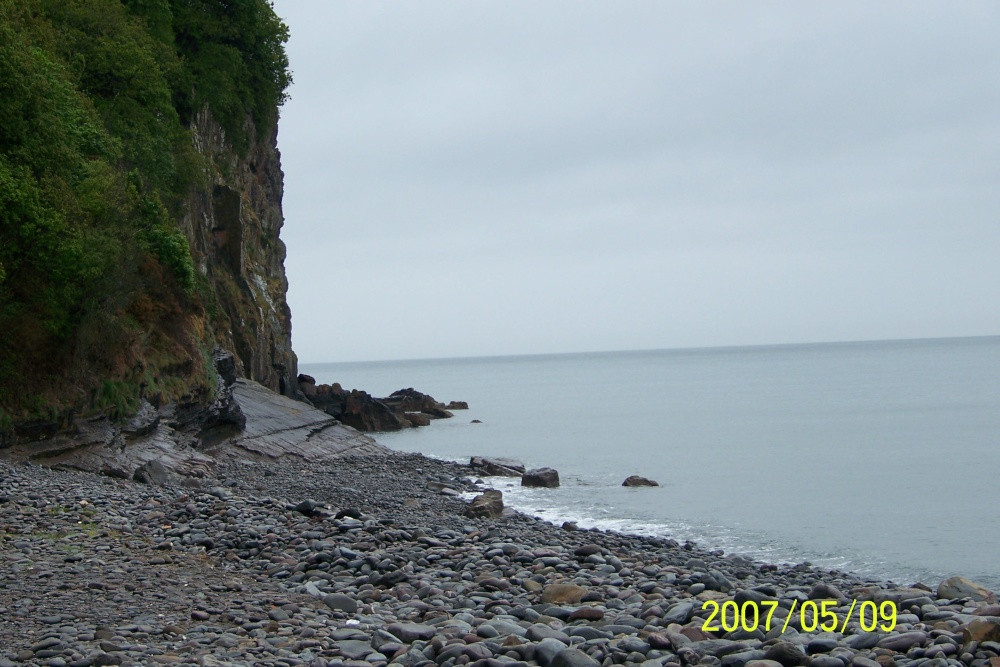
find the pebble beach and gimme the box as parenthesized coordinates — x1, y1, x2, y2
(2, 453, 998, 667)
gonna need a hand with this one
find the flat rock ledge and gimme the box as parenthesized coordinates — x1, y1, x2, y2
(1, 454, 999, 667)
(1, 377, 384, 484)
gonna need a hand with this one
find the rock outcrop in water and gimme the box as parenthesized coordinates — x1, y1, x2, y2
(299, 376, 467, 432)
(623, 475, 660, 487)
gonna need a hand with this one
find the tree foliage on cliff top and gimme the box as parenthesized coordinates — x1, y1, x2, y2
(0, 0, 291, 420)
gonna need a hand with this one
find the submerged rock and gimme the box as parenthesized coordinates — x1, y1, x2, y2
(622, 475, 659, 487)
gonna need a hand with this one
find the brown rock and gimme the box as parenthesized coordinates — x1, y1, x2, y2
(464, 490, 504, 519)
(297, 374, 317, 398)
(568, 607, 605, 622)
(339, 389, 409, 432)
(974, 605, 1000, 616)
(962, 619, 1000, 643)
(405, 412, 431, 427)
(541, 583, 587, 604)
(679, 626, 712, 642)
(938, 576, 997, 603)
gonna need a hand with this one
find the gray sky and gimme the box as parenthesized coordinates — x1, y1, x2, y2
(271, 1, 1000, 363)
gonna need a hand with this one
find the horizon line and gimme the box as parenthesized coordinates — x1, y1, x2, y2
(297, 332, 1000, 367)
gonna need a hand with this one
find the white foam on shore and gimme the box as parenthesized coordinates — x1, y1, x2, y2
(467, 475, 868, 577)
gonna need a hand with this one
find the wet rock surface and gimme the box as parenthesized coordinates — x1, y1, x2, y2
(2, 454, 998, 667)
(621, 476, 659, 488)
(300, 380, 467, 433)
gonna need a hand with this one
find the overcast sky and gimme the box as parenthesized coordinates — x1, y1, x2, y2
(270, 1, 1000, 364)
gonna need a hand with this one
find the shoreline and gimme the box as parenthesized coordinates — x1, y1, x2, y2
(2, 450, 998, 666)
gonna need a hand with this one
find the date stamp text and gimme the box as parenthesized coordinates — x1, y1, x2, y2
(701, 599, 897, 634)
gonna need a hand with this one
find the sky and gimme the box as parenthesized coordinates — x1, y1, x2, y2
(270, 1, 1000, 364)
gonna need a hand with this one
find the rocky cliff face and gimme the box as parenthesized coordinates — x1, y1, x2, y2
(182, 109, 300, 399)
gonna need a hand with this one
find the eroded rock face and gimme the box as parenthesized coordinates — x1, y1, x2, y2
(181, 109, 300, 400)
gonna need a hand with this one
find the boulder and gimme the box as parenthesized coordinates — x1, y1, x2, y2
(405, 412, 431, 427)
(339, 389, 409, 432)
(132, 459, 170, 485)
(297, 373, 317, 398)
(445, 400, 469, 410)
(293, 499, 320, 516)
(622, 475, 659, 487)
(308, 382, 347, 418)
(808, 582, 845, 600)
(938, 576, 997, 602)
(307, 384, 463, 429)
(465, 490, 504, 519)
(323, 593, 358, 614)
(763, 642, 805, 667)
(470, 456, 526, 476)
(552, 648, 600, 667)
(380, 388, 445, 413)
(962, 619, 1000, 643)
(522, 467, 560, 488)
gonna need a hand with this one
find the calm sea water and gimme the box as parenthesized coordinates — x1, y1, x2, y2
(301, 336, 1000, 590)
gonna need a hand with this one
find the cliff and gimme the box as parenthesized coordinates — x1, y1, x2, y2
(184, 108, 300, 399)
(0, 0, 301, 443)
(0, 0, 389, 468)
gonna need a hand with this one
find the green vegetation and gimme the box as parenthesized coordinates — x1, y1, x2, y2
(0, 0, 290, 421)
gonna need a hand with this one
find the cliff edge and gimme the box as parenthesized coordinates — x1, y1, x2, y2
(0, 0, 301, 446)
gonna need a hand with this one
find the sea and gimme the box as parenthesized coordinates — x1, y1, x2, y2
(299, 336, 1000, 591)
